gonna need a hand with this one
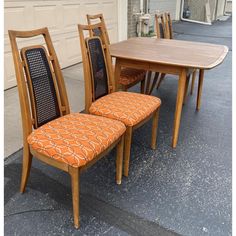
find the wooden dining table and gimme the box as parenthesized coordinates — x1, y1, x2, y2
(110, 37, 228, 148)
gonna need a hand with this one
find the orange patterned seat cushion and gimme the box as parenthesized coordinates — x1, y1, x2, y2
(112, 65, 146, 86)
(119, 68, 146, 86)
(27, 113, 126, 168)
(89, 92, 161, 126)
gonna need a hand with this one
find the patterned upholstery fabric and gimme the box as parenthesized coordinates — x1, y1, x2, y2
(89, 91, 161, 126)
(119, 68, 146, 86)
(28, 113, 126, 167)
(112, 65, 146, 86)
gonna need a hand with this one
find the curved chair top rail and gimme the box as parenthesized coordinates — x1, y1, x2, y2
(86, 13, 110, 45)
(86, 13, 103, 21)
(8, 27, 49, 39)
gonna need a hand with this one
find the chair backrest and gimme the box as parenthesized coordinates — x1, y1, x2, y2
(8, 28, 70, 141)
(155, 14, 165, 39)
(164, 12, 173, 39)
(86, 13, 110, 45)
(155, 12, 173, 39)
(78, 23, 114, 113)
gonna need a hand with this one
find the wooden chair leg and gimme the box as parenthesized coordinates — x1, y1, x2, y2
(69, 166, 80, 229)
(140, 79, 145, 94)
(20, 146, 33, 193)
(183, 74, 190, 105)
(196, 69, 204, 111)
(116, 136, 124, 184)
(151, 108, 160, 150)
(190, 70, 197, 95)
(156, 73, 166, 90)
(148, 72, 159, 95)
(145, 71, 152, 94)
(123, 126, 133, 177)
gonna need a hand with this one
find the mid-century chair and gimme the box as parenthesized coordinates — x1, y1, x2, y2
(78, 23, 161, 177)
(144, 13, 166, 95)
(8, 27, 126, 229)
(86, 13, 147, 93)
(155, 12, 197, 101)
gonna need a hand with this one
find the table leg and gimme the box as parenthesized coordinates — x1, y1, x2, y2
(196, 69, 204, 111)
(145, 71, 152, 94)
(114, 59, 122, 92)
(172, 69, 187, 148)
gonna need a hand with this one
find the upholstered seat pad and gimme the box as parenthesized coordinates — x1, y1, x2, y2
(119, 68, 146, 86)
(112, 64, 146, 86)
(89, 92, 161, 126)
(28, 113, 126, 168)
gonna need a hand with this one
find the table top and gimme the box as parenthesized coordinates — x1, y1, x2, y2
(110, 37, 228, 69)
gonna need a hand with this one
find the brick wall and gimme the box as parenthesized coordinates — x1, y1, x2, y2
(127, 0, 178, 38)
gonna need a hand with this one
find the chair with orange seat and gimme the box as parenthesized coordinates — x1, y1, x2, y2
(78, 23, 161, 177)
(86, 13, 147, 93)
(8, 27, 126, 229)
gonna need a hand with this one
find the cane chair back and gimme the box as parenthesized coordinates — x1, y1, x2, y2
(87, 37, 109, 100)
(21, 46, 62, 128)
(8, 28, 70, 135)
(78, 23, 114, 112)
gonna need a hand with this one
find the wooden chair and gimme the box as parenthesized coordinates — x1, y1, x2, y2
(8, 27, 126, 229)
(155, 12, 197, 100)
(86, 13, 146, 93)
(144, 13, 166, 95)
(78, 23, 161, 177)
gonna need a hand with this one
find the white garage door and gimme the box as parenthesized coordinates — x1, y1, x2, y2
(4, 0, 118, 89)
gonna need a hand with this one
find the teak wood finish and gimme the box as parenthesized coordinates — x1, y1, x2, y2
(86, 13, 146, 93)
(110, 37, 228, 147)
(8, 27, 125, 229)
(78, 23, 161, 177)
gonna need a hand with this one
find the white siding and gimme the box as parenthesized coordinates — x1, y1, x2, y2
(4, 0, 118, 89)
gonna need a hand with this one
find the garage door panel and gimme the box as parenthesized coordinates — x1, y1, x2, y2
(63, 3, 81, 31)
(107, 25, 118, 43)
(65, 36, 82, 65)
(4, 52, 17, 89)
(34, 5, 59, 32)
(5, 0, 118, 89)
(4, 6, 26, 35)
(79, 2, 100, 24)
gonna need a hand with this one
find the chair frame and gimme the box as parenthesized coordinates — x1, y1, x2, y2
(8, 27, 124, 229)
(86, 13, 146, 93)
(78, 23, 160, 177)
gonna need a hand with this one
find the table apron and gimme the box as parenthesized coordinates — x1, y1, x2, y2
(114, 58, 193, 75)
